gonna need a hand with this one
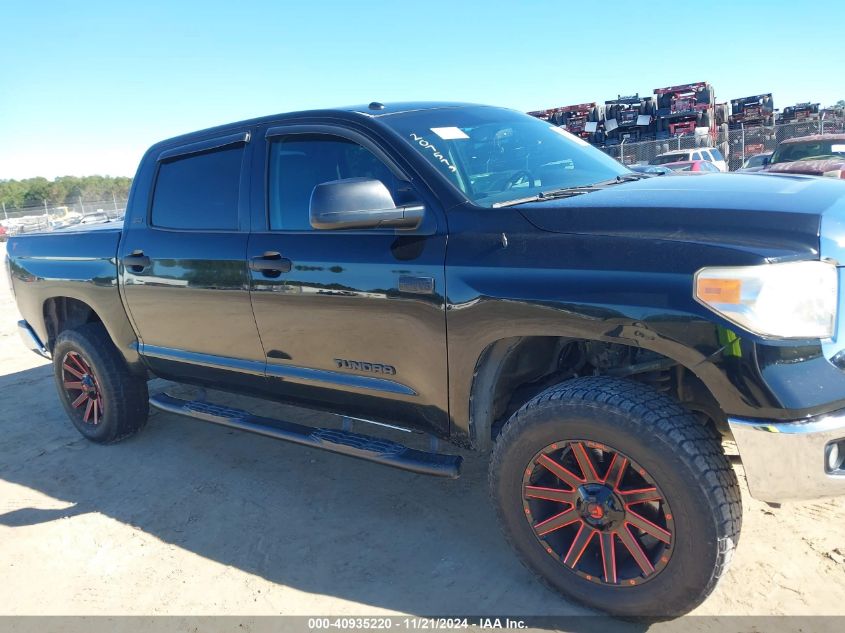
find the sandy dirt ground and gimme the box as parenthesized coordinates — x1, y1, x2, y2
(0, 241, 843, 620)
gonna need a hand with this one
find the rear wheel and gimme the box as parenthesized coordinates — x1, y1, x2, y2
(53, 323, 149, 443)
(489, 377, 741, 618)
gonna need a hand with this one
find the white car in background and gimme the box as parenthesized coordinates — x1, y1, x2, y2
(650, 147, 727, 172)
(79, 211, 111, 225)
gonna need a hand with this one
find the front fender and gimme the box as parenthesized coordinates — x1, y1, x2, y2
(443, 225, 845, 448)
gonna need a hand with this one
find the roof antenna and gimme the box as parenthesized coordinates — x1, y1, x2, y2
(368, 102, 385, 111)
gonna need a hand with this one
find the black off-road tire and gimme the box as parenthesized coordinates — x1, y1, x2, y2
(489, 376, 742, 618)
(53, 323, 149, 444)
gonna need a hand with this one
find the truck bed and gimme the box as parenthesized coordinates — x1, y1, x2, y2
(6, 227, 142, 367)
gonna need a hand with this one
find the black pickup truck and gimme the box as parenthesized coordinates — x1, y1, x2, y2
(7, 102, 845, 618)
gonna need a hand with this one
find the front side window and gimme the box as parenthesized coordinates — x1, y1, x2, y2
(379, 106, 627, 208)
(268, 134, 409, 230)
(151, 145, 243, 230)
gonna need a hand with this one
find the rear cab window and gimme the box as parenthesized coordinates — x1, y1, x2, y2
(653, 153, 688, 165)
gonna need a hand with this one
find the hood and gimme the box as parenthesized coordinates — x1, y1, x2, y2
(768, 158, 845, 176)
(518, 173, 845, 262)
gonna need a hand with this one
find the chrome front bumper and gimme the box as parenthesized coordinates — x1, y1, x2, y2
(729, 412, 845, 502)
(17, 320, 50, 358)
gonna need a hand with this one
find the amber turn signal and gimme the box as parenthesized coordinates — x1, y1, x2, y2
(696, 278, 741, 304)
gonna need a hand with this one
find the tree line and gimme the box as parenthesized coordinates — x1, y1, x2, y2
(0, 176, 133, 211)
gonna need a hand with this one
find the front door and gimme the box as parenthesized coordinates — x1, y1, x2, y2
(247, 124, 449, 434)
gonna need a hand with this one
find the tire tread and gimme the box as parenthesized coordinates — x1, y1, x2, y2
(489, 376, 742, 616)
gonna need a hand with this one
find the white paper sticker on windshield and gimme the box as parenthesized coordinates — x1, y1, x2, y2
(550, 126, 590, 146)
(430, 127, 469, 140)
(832, 144, 845, 153)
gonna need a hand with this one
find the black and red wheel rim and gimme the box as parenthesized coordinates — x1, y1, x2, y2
(61, 351, 104, 425)
(522, 440, 674, 587)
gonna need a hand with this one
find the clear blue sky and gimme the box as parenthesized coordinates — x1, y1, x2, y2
(1, 0, 842, 180)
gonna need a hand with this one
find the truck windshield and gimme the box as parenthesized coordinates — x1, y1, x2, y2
(379, 106, 627, 208)
(771, 140, 845, 164)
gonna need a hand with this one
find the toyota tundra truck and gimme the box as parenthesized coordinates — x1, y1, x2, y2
(6, 102, 845, 618)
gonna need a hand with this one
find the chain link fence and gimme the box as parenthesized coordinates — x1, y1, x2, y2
(0, 198, 128, 237)
(600, 118, 845, 171)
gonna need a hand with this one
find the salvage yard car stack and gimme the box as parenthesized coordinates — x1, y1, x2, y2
(603, 94, 656, 145)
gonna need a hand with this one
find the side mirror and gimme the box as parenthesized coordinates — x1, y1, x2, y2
(310, 178, 424, 231)
(762, 156, 771, 166)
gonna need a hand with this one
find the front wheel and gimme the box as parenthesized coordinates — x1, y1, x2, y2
(489, 377, 742, 618)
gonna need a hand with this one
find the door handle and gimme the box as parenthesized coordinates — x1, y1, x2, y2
(123, 251, 151, 271)
(249, 252, 292, 275)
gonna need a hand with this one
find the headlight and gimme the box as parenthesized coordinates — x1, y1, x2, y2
(694, 260, 838, 339)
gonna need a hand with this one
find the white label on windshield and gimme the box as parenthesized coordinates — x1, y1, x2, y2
(832, 144, 845, 153)
(551, 125, 590, 146)
(430, 127, 469, 140)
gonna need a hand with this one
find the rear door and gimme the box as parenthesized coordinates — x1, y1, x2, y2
(119, 131, 266, 389)
(246, 123, 450, 434)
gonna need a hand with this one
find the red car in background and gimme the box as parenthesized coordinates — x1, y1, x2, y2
(766, 134, 845, 179)
(662, 160, 721, 173)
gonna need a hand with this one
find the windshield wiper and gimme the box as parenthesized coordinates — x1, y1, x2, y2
(615, 172, 649, 182)
(492, 187, 595, 208)
(492, 173, 647, 208)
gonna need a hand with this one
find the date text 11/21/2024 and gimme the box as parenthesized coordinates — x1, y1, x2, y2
(307, 617, 527, 630)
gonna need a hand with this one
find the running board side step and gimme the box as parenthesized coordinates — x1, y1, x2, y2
(149, 393, 462, 479)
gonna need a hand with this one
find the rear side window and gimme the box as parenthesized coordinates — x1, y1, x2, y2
(710, 148, 724, 161)
(151, 145, 243, 230)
